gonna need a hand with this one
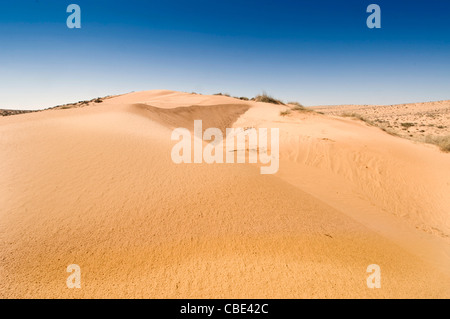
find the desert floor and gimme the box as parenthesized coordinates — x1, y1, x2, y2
(312, 100, 450, 141)
(1, 90, 449, 298)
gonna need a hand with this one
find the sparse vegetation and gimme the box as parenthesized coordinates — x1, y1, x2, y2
(238, 97, 249, 101)
(425, 135, 450, 152)
(56, 96, 107, 110)
(2, 94, 111, 117)
(280, 109, 291, 116)
(341, 112, 370, 123)
(288, 101, 313, 112)
(0, 109, 35, 116)
(213, 93, 231, 97)
(380, 126, 400, 137)
(254, 93, 285, 105)
(323, 101, 450, 154)
(288, 101, 303, 108)
(401, 122, 415, 128)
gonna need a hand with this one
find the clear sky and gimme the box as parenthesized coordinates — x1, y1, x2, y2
(1, 0, 449, 110)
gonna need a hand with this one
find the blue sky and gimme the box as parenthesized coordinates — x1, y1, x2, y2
(0, 0, 449, 109)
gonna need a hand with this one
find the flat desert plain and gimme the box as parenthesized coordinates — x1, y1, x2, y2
(1, 90, 449, 298)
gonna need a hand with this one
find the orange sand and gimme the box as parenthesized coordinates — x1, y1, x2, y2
(1, 90, 449, 298)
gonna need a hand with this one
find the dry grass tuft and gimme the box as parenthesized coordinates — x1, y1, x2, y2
(288, 101, 314, 112)
(425, 135, 450, 152)
(288, 101, 304, 108)
(341, 112, 370, 122)
(254, 93, 285, 105)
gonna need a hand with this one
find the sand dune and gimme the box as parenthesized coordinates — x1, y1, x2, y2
(1, 90, 449, 298)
